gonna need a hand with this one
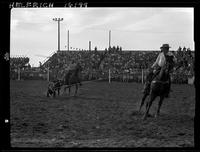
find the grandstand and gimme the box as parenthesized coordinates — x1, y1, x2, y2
(40, 47, 194, 84)
(10, 46, 194, 84)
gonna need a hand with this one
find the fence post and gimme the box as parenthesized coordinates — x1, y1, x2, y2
(47, 67, 49, 81)
(18, 67, 20, 80)
(109, 69, 111, 83)
(142, 69, 144, 84)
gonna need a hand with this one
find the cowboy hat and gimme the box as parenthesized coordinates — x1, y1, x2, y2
(160, 44, 171, 49)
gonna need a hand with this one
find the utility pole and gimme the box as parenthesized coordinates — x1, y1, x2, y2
(109, 30, 111, 49)
(67, 30, 69, 51)
(89, 41, 91, 51)
(53, 18, 63, 51)
(108, 30, 111, 83)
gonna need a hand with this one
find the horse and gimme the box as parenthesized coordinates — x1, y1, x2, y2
(138, 55, 175, 120)
(63, 63, 82, 96)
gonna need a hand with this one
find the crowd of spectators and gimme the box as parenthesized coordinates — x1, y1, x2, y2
(10, 57, 31, 80)
(171, 46, 194, 83)
(10, 46, 194, 83)
(41, 46, 194, 84)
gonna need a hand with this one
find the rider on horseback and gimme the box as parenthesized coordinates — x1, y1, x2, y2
(66, 60, 77, 73)
(65, 60, 82, 86)
(143, 44, 176, 97)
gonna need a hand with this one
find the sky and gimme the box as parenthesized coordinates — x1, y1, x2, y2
(10, 7, 194, 67)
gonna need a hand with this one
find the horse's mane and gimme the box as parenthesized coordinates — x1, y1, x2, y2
(165, 55, 175, 69)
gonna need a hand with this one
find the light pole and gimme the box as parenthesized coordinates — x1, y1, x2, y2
(108, 30, 111, 83)
(67, 29, 69, 51)
(109, 30, 111, 49)
(53, 18, 63, 51)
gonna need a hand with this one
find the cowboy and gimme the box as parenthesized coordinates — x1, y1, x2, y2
(143, 44, 176, 97)
(65, 60, 82, 86)
(66, 60, 77, 73)
(64, 60, 77, 81)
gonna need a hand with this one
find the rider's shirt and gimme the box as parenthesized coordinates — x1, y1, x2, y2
(152, 52, 176, 68)
(152, 52, 166, 68)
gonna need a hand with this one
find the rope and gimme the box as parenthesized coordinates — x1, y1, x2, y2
(152, 80, 169, 84)
(48, 79, 102, 91)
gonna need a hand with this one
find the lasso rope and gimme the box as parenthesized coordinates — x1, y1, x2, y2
(48, 78, 103, 91)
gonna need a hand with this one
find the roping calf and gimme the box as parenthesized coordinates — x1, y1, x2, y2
(47, 80, 63, 97)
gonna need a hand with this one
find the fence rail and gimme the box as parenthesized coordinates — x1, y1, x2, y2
(10, 68, 194, 85)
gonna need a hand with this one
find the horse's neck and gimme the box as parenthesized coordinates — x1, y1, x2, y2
(157, 65, 167, 81)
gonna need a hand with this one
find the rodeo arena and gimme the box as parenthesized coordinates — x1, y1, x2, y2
(10, 27, 195, 147)
(10, 45, 195, 147)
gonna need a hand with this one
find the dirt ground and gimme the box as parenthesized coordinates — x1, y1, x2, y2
(10, 80, 195, 147)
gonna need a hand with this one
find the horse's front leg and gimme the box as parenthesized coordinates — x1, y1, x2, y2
(143, 93, 156, 120)
(68, 86, 71, 96)
(139, 93, 148, 113)
(155, 95, 165, 118)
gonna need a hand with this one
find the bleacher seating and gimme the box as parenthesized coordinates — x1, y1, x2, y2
(41, 46, 194, 84)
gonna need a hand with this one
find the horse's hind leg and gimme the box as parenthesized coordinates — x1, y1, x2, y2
(155, 95, 165, 118)
(58, 88, 60, 96)
(53, 91, 56, 98)
(139, 93, 148, 113)
(74, 84, 78, 96)
(47, 90, 50, 97)
(143, 93, 156, 120)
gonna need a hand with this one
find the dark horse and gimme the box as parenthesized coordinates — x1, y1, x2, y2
(63, 63, 82, 96)
(139, 55, 175, 120)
